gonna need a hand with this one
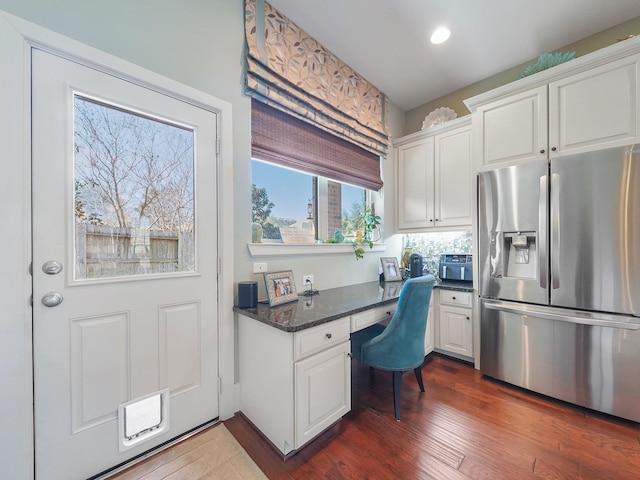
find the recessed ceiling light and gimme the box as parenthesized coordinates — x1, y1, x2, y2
(430, 26, 451, 44)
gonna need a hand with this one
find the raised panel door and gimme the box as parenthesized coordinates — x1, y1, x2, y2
(295, 341, 351, 448)
(396, 138, 435, 229)
(475, 86, 548, 168)
(439, 305, 473, 358)
(424, 297, 435, 355)
(434, 125, 472, 227)
(549, 54, 640, 155)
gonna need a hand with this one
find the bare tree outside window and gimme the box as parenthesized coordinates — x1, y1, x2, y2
(73, 96, 196, 279)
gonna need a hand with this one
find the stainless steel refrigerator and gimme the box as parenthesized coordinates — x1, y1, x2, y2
(478, 145, 640, 422)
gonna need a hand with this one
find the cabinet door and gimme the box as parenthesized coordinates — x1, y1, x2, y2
(434, 126, 472, 227)
(295, 341, 351, 449)
(475, 86, 548, 168)
(424, 297, 435, 355)
(439, 305, 473, 358)
(549, 54, 640, 155)
(396, 137, 434, 229)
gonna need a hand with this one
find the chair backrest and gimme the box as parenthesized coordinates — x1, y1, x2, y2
(368, 275, 436, 370)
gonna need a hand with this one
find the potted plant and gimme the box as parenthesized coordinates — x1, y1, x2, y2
(352, 205, 381, 260)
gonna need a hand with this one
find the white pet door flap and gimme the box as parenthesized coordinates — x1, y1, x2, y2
(118, 389, 170, 451)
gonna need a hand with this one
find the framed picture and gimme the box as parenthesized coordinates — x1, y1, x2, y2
(263, 270, 298, 306)
(380, 257, 402, 282)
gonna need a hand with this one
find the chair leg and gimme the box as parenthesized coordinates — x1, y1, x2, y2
(414, 366, 425, 392)
(392, 371, 402, 421)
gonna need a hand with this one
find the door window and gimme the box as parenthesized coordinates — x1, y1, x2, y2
(73, 96, 195, 279)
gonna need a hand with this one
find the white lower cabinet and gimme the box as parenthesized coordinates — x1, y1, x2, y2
(295, 341, 350, 447)
(424, 293, 435, 355)
(437, 290, 473, 359)
(238, 315, 351, 455)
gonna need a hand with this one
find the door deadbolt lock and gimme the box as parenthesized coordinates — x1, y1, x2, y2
(42, 292, 63, 307)
(42, 260, 63, 275)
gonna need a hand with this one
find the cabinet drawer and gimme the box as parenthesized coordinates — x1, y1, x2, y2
(294, 317, 350, 361)
(439, 290, 472, 307)
(351, 304, 396, 333)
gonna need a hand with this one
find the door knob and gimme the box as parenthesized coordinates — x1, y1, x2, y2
(42, 260, 63, 275)
(42, 292, 63, 307)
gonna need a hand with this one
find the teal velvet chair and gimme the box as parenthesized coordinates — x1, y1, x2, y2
(351, 275, 435, 420)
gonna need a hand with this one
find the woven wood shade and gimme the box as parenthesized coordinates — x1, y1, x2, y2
(251, 100, 383, 191)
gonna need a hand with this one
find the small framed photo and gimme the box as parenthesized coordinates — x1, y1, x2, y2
(380, 257, 402, 282)
(263, 270, 298, 306)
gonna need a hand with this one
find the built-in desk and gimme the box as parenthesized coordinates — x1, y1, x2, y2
(235, 281, 401, 332)
(235, 281, 400, 456)
(235, 279, 472, 456)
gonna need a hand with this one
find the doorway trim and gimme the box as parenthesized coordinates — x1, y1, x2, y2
(0, 10, 234, 479)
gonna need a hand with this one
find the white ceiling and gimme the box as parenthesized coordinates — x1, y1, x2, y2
(267, 0, 640, 111)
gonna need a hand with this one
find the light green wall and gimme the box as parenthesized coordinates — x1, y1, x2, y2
(404, 16, 640, 136)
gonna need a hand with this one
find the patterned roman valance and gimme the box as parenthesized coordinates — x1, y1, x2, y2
(245, 0, 390, 156)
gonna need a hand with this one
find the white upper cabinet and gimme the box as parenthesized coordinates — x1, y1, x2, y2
(396, 135, 435, 230)
(474, 86, 548, 166)
(434, 124, 472, 227)
(395, 116, 472, 231)
(549, 55, 639, 154)
(466, 37, 640, 170)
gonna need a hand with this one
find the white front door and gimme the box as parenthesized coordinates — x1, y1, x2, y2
(32, 49, 219, 480)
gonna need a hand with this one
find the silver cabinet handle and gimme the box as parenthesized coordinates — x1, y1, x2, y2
(42, 260, 63, 275)
(42, 292, 63, 307)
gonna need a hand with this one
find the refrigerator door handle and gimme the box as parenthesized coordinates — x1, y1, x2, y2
(538, 175, 547, 289)
(550, 173, 560, 289)
(483, 301, 640, 330)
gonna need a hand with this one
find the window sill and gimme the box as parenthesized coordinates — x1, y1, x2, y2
(247, 242, 387, 257)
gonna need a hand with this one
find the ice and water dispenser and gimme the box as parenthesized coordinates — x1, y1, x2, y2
(489, 231, 537, 280)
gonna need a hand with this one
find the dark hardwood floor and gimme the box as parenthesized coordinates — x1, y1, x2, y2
(225, 354, 640, 480)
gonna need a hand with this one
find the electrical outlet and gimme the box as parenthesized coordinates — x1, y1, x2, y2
(253, 262, 267, 273)
(302, 275, 314, 285)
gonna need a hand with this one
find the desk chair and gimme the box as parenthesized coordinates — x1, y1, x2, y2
(350, 275, 435, 420)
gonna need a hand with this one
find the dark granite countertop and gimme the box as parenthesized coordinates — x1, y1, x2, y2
(234, 279, 473, 333)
